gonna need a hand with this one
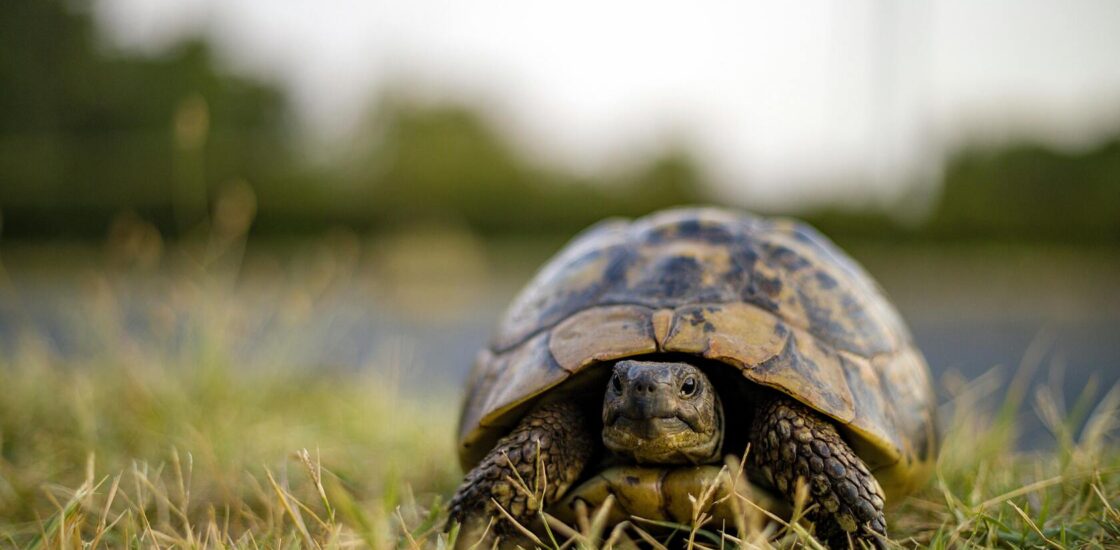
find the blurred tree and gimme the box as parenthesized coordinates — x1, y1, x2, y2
(0, 0, 295, 238)
(2, 0, 1115, 244)
(802, 137, 1120, 245)
(928, 138, 1120, 242)
(0, 0, 710, 241)
(341, 99, 709, 236)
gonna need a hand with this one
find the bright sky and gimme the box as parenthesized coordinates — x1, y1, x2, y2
(92, 0, 1120, 210)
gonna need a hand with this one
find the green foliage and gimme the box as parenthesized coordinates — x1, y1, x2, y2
(805, 138, 1120, 245)
(2, 0, 1117, 245)
(928, 139, 1120, 242)
(363, 102, 706, 234)
(0, 0, 295, 238)
(0, 0, 708, 241)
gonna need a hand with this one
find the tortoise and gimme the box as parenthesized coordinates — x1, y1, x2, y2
(448, 207, 938, 548)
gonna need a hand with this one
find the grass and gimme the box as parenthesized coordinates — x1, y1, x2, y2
(0, 229, 1117, 548)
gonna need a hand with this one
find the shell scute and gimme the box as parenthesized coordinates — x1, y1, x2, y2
(548, 305, 657, 372)
(749, 332, 856, 424)
(754, 237, 897, 357)
(661, 302, 787, 367)
(493, 242, 630, 352)
(480, 333, 565, 430)
(838, 353, 899, 467)
(458, 332, 571, 466)
(599, 238, 748, 307)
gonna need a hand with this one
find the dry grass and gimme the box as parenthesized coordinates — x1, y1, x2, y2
(0, 224, 1116, 548)
(1, 340, 1115, 549)
(0, 345, 459, 549)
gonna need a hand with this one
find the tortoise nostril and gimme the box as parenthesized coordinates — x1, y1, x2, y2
(628, 368, 665, 395)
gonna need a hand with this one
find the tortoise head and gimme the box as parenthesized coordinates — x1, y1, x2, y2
(601, 360, 723, 464)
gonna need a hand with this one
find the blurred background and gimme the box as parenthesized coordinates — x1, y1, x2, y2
(2, 0, 1118, 448)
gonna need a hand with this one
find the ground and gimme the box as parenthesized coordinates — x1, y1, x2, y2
(0, 243, 1116, 549)
(0, 339, 1116, 549)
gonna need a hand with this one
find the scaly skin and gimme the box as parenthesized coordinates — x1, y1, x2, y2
(448, 400, 593, 544)
(750, 396, 888, 549)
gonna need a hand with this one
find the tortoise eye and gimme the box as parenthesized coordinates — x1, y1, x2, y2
(611, 374, 623, 393)
(680, 377, 697, 397)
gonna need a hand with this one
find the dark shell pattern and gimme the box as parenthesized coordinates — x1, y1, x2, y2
(458, 207, 938, 499)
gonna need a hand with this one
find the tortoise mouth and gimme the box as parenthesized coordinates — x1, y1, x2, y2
(608, 415, 692, 440)
(602, 415, 722, 465)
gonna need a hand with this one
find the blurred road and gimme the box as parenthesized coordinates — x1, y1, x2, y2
(1, 242, 1116, 449)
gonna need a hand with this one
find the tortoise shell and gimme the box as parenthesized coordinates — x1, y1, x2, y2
(457, 207, 938, 500)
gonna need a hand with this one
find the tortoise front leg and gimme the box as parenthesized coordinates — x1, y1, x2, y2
(448, 400, 594, 545)
(750, 396, 888, 549)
